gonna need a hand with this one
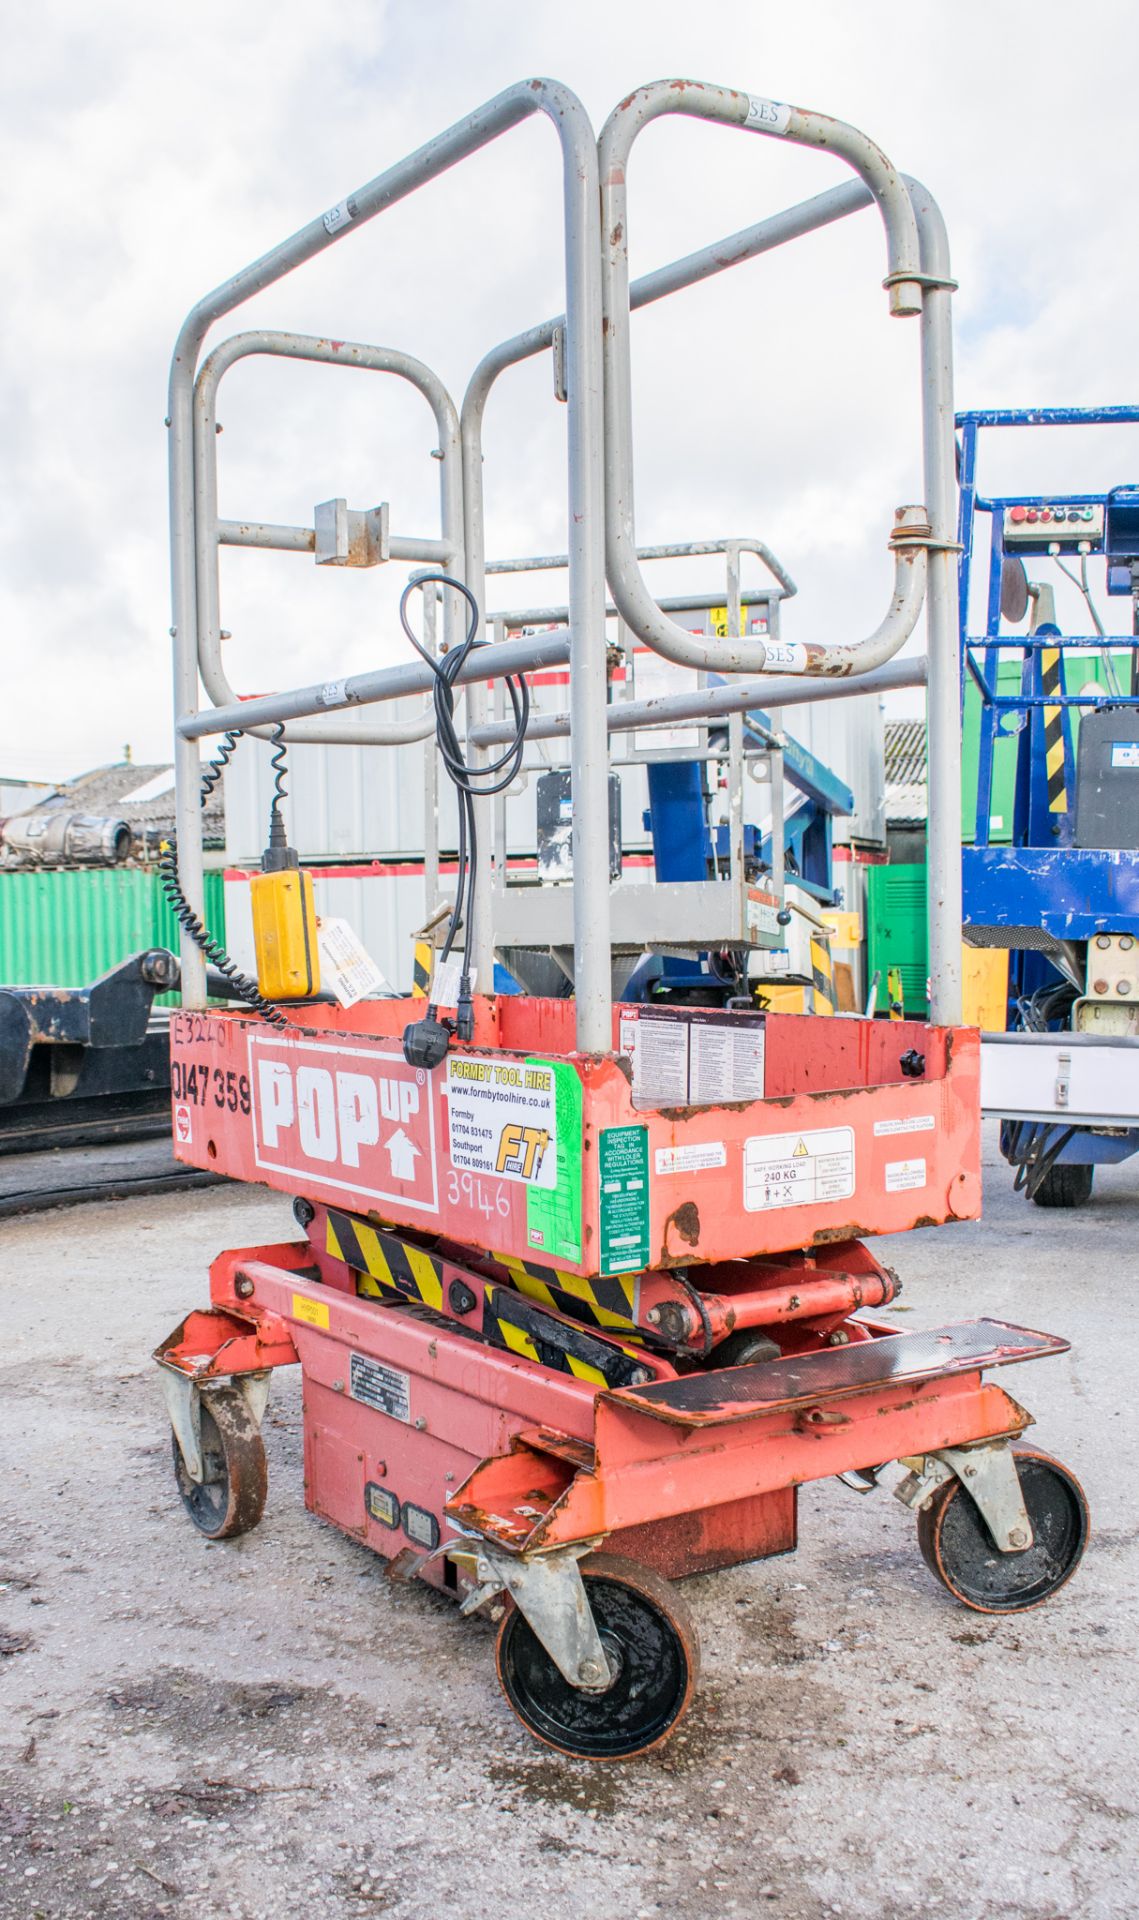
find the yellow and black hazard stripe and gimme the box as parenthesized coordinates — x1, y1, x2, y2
(411, 940, 433, 998)
(1041, 646, 1068, 813)
(491, 1253, 639, 1333)
(323, 1207, 647, 1389)
(479, 1282, 648, 1388)
(809, 937, 835, 1016)
(326, 1206, 445, 1309)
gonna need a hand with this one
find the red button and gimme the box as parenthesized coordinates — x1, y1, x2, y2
(1010, 506, 1027, 523)
(1027, 509, 1039, 522)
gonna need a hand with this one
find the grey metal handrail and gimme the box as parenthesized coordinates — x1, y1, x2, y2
(599, 80, 927, 677)
(193, 330, 462, 747)
(168, 79, 609, 1024)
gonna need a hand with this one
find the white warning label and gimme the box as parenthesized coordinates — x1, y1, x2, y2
(885, 1157, 927, 1192)
(873, 1114, 935, 1138)
(655, 1141, 727, 1177)
(743, 1126, 855, 1213)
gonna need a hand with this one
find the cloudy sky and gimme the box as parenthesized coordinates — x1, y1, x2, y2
(3, 0, 1138, 782)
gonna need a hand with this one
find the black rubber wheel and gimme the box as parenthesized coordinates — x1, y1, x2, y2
(916, 1446, 1088, 1614)
(1032, 1162, 1094, 1208)
(712, 1328, 781, 1367)
(171, 1385, 267, 1539)
(495, 1553, 699, 1760)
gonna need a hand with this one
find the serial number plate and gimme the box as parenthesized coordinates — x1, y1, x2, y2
(349, 1353, 411, 1423)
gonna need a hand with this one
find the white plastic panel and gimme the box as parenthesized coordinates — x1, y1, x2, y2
(981, 1032, 1139, 1125)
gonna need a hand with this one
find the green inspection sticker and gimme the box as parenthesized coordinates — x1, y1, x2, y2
(598, 1124, 650, 1276)
(524, 1058, 583, 1265)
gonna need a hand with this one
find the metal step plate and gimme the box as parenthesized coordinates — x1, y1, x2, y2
(606, 1320, 1069, 1427)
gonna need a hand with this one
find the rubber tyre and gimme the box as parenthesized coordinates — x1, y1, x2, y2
(171, 1385, 267, 1539)
(916, 1446, 1089, 1614)
(1032, 1163, 1094, 1208)
(713, 1328, 781, 1367)
(495, 1553, 699, 1760)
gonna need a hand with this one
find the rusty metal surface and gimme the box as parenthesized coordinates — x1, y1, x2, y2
(606, 1320, 1069, 1427)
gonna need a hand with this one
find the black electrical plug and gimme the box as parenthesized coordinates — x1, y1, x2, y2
(402, 1012, 453, 1071)
(456, 972, 475, 1043)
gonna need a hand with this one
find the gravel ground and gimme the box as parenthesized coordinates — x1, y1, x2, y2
(2, 1123, 1136, 1920)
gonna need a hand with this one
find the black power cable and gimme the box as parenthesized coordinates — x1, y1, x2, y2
(160, 727, 289, 1028)
(399, 574, 529, 1068)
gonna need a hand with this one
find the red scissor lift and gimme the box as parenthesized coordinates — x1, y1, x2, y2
(156, 81, 1087, 1759)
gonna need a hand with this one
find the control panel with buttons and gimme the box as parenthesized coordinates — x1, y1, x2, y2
(1002, 503, 1104, 554)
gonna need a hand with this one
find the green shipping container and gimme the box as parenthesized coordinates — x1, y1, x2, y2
(866, 863, 928, 1018)
(0, 867, 226, 1005)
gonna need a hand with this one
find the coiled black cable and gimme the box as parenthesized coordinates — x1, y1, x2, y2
(399, 574, 529, 1031)
(198, 728, 242, 808)
(160, 727, 289, 1028)
(269, 723, 288, 823)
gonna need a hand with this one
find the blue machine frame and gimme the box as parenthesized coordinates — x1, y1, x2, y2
(957, 405, 1139, 1181)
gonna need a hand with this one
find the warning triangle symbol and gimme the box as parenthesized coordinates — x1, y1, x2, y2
(792, 1138, 809, 1157)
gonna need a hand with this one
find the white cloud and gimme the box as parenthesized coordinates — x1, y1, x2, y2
(2, 0, 1138, 775)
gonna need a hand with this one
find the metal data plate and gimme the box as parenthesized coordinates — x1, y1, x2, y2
(608, 1319, 1068, 1427)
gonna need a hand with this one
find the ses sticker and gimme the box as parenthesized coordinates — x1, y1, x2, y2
(446, 1055, 557, 1188)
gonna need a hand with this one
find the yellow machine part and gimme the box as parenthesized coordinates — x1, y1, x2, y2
(250, 867, 320, 999)
(962, 944, 1009, 1032)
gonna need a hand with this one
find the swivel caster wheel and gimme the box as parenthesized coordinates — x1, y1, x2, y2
(495, 1553, 700, 1760)
(171, 1385, 268, 1540)
(917, 1446, 1088, 1614)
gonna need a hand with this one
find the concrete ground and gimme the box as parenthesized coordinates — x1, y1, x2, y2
(1, 1123, 1135, 1920)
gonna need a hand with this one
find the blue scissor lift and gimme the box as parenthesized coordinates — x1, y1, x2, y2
(958, 405, 1139, 1205)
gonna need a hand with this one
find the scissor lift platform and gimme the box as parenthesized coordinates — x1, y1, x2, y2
(154, 79, 1089, 1762)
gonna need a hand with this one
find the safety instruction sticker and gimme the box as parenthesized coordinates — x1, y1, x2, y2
(885, 1157, 927, 1192)
(619, 1008, 765, 1109)
(446, 1055, 557, 1189)
(744, 1126, 855, 1213)
(599, 1126, 651, 1275)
